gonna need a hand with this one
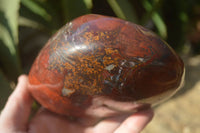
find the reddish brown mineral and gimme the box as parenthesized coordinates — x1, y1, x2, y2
(29, 14, 184, 118)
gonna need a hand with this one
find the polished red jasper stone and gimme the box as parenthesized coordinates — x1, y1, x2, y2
(29, 14, 184, 118)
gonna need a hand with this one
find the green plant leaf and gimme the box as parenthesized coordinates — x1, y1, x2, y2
(83, 0, 93, 9)
(152, 12, 167, 38)
(20, 0, 54, 32)
(21, 0, 51, 22)
(0, 0, 21, 81)
(0, 70, 12, 110)
(161, 0, 189, 51)
(142, 0, 167, 38)
(107, 0, 138, 23)
(61, 0, 90, 22)
(19, 16, 46, 30)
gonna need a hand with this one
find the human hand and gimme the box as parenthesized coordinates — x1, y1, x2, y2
(0, 75, 154, 133)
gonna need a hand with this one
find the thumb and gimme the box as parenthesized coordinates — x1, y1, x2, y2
(0, 75, 33, 132)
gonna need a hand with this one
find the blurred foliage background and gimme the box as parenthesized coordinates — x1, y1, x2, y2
(0, 0, 200, 131)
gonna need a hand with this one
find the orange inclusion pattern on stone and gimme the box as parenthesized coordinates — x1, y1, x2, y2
(28, 14, 184, 117)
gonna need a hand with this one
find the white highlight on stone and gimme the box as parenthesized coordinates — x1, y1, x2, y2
(138, 58, 144, 62)
(121, 60, 127, 65)
(129, 61, 136, 67)
(62, 87, 74, 96)
(105, 64, 116, 71)
(68, 44, 88, 53)
(120, 83, 124, 87)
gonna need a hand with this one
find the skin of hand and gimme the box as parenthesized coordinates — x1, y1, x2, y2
(0, 75, 154, 133)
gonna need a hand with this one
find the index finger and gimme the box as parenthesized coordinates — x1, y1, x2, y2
(114, 108, 154, 133)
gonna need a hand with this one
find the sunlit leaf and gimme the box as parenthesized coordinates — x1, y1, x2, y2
(83, 0, 93, 9)
(0, 0, 21, 80)
(107, 0, 126, 19)
(152, 13, 167, 38)
(19, 16, 46, 30)
(19, 0, 55, 32)
(21, 0, 51, 21)
(142, 0, 167, 38)
(107, 0, 138, 23)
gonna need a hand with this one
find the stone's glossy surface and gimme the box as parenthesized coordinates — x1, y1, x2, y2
(29, 14, 184, 118)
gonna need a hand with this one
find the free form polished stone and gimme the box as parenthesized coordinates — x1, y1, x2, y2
(29, 14, 184, 119)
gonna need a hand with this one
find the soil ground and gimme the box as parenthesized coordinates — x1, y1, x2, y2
(142, 55, 200, 133)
